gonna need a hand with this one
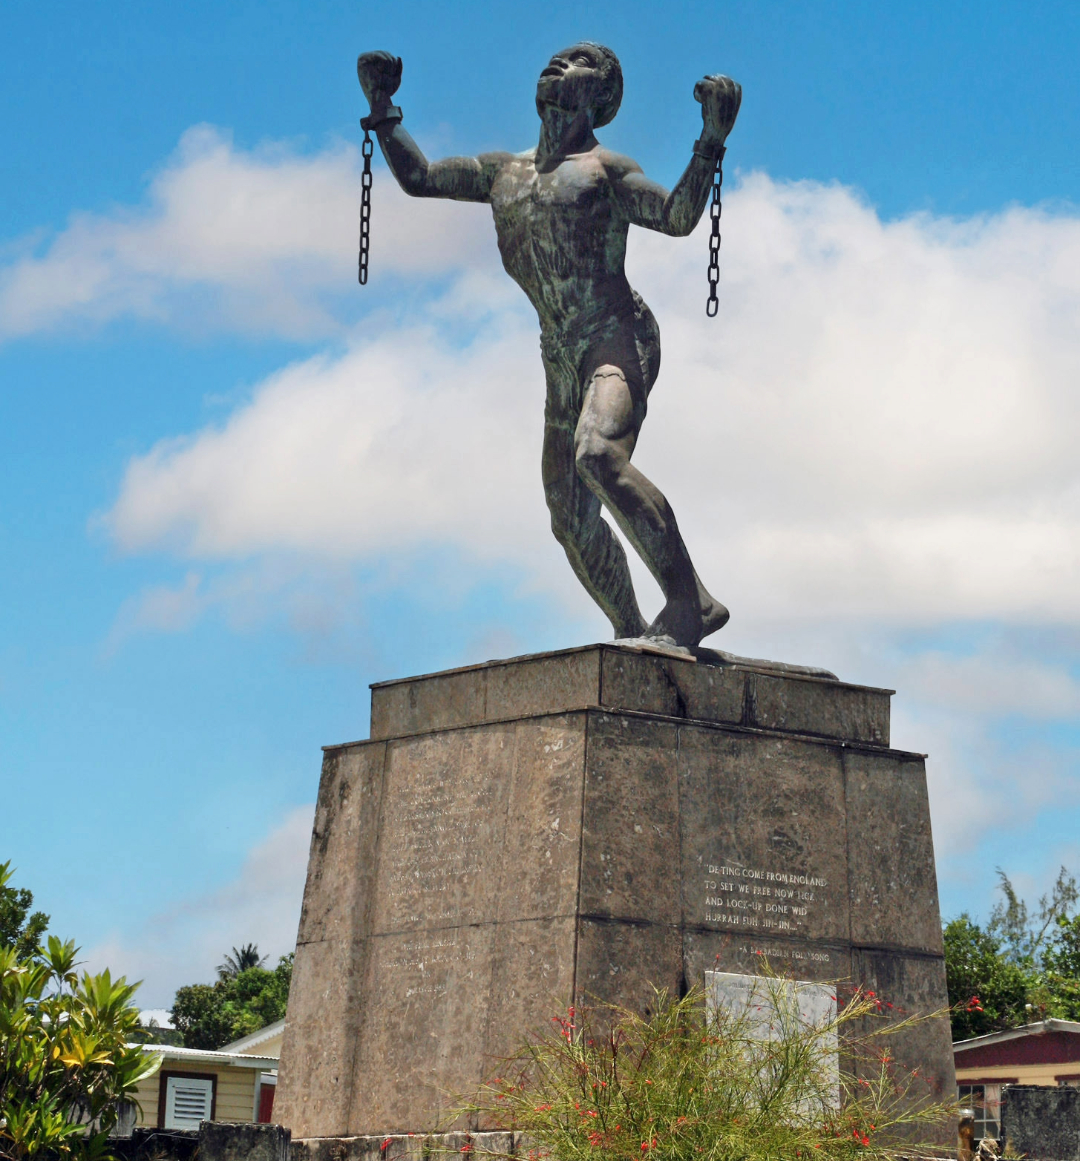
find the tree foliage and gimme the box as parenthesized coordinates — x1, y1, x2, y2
(0, 864, 49, 961)
(1034, 912, 1080, 1021)
(945, 866, 1080, 1039)
(459, 978, 954, 1161)
(943, 916, 1032, 1040)
(170, 952, 292, 1050)
(216, 944, 267, 980)
(0, 931, 159, 1161)
(988, 866, 1078, 965)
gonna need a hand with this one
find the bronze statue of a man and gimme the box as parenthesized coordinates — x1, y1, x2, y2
(358, 44, 741, 649)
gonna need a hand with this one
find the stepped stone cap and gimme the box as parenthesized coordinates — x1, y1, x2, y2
(356, 643, 895, 749)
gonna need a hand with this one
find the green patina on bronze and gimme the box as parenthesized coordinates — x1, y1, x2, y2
(358, 44, 741, 649)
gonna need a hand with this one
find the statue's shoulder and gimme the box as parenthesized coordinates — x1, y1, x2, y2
(595, 145, 644, 180)
(477, 149, 519, 171)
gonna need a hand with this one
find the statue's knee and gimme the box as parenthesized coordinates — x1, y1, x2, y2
(589, 363, 628, 390)
(575, 435, 621, 490)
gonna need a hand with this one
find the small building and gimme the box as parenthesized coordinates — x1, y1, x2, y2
(954, 1019, 1080, 1141)
(131, 1019, 284, 1130)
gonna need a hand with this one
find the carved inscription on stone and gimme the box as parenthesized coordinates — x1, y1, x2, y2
(384, 772, 495, 927)
(737, 942, 832, 965)
(702, 862, 827, 932)
(381, 936, 479, 999)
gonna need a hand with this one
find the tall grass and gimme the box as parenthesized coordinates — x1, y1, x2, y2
(455, 972, 956, 1161)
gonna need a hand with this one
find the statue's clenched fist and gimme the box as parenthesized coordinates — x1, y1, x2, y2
(693, 74, 742, 145)
(357, 51, 403, 109)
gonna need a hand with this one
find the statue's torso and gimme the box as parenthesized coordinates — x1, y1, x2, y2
(489, 148, 635, 332)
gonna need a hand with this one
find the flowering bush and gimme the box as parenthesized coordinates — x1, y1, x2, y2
(456, 971, 956, 1161)
(0, 936, 159, 1161)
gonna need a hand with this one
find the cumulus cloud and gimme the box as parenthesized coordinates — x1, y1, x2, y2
(97, 166, 1080, 630)
(84, 804, 313, 1006)
(0, 125, 500, 339)
(104, 571, 206, 654)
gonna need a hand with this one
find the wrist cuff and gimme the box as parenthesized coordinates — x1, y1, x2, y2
(361, 104, 403, 131)
(693, 138, 726, 163)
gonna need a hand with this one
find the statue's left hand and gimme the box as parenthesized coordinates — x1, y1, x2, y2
(694, 74, 742, 145)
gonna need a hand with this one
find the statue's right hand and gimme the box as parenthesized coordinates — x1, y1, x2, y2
(357, 51, 402, 107)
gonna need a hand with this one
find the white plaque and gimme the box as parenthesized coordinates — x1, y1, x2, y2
(705, 970, 839, 1103)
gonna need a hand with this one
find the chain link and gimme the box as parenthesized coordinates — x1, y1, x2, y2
(359, 130, 373, 285)
(705, 157, 722, 317)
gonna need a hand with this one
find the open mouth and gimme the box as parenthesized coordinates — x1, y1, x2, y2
(539, 66, 564, 79)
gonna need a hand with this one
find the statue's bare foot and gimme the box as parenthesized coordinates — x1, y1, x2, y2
(698, 591, 730, 640)
(643, 598, 709, 648)
(645, 588, 729, 648)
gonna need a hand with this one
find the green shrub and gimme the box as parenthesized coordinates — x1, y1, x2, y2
(458, 974, 955, 1161)
(170, 953, 292, 1049)
(0, 935, 159, 1161)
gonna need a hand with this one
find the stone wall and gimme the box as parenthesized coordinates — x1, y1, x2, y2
(1001, 1084, 1080, 1160)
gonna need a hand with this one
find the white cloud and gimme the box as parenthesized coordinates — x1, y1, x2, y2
(95, 164, 1080, 629)
(0, 126, 499, 339)
(894, 649, 1080, 720)
(104, 571, 206, 654)
(84, 804, 313, 1006)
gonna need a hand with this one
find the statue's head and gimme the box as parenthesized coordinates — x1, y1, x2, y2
(535, 42, 623, 129)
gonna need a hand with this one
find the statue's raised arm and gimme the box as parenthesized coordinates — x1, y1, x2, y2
(609, 73, 741, 236)
(357, 51, 509, 203)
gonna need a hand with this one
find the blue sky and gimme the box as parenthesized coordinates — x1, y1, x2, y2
(3, 0, 1080, 1006)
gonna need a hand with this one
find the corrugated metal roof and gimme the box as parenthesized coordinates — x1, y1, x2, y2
(129, 1043, 278, 1069)
(218, 1018, 285, 1055)
(954, 1019, 1080, 1051)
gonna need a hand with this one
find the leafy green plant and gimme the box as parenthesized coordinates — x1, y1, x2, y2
(0, 934, 160, 1161)
(988, 866, 1078, 967)
(0, 863, 48, 960)
(944, 864, 1080, 1037)
(216, 944, 268, 980)
(944, 916, 1033, 1039)
(170, 952, 292, 1049)
(456, 973, 955, 1161)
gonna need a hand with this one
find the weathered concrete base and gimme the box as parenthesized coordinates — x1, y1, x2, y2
(1001, 1085, 1080, 1159)
(292, 1133, 516, 1161)
(276, 645, 954, 1139)
(200, 1123, 291, 1161)
(108, 1127, 199, 1161)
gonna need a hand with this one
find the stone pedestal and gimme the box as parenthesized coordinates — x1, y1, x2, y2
(275, 644, 954, 1139)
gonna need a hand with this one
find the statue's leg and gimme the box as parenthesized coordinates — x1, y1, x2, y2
(573, 349, 729, 648)
(542, 421, 647, 640)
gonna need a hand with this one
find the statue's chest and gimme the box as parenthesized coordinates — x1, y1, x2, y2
(491, 157, 612, 236)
